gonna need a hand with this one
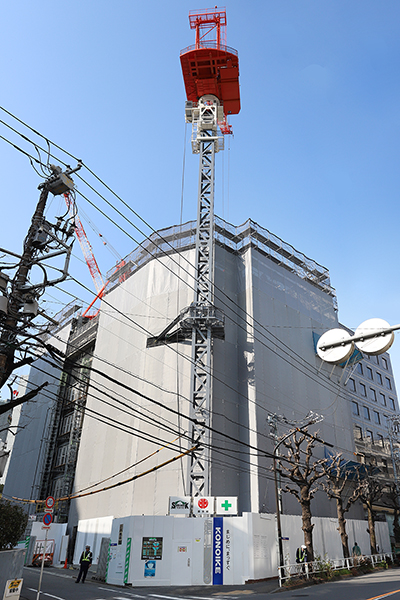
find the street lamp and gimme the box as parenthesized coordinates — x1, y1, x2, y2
(317, 318, 398, 364)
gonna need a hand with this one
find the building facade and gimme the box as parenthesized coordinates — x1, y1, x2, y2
(3, 217, 399, 536)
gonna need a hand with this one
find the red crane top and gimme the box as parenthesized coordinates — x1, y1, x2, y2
(180, 7, 240, 117)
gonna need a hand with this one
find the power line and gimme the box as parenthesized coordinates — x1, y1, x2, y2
(0, 111, 362, 455)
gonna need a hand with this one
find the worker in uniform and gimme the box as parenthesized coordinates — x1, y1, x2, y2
(295, 544, 308, 573)
(76, 545, 93, 583)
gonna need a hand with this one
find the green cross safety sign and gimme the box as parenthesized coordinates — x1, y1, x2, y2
(215, 496, 237, 515)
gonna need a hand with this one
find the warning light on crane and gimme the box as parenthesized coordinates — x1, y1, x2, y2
(180, 6, 240, 134)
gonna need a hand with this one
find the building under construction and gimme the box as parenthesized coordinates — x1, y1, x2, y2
(6, 213, 398, 519)
(2, 8, 400, 580)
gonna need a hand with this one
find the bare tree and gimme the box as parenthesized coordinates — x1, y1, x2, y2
(279, 427, 327, 562)
(382, 482, 400, 546)
(321, 454, 362, 558)
(357, 472, 384, 554)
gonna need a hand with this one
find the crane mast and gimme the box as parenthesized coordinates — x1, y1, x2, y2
(147, 7, 240, 498)
(181, 7, 240, 497)
(185, 95, 224, 496)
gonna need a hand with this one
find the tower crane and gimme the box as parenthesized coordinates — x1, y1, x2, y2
(63, 192, 107, 318)
(148, 7, 240, 497)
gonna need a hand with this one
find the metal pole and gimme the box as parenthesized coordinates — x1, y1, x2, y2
(36, 527, 49, 600)
(273, 452, 284, 568)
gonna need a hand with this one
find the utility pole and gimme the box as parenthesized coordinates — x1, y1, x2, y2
(0, 162, 82, 390)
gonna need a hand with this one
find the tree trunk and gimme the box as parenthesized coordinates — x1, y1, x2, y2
(367, 504, 377, 554)
(393, 509, 400, 545)
(300, 493, 314, 562)
(336, 497, 350, 558)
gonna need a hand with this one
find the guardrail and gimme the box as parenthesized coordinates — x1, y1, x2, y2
(278, 553, 394, 587)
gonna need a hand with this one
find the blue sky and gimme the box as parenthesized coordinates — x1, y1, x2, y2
(1, 1, 400, 389)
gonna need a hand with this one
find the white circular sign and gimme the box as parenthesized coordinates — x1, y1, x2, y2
(317, 328, 354, 364)
(355, 318, 394, 355)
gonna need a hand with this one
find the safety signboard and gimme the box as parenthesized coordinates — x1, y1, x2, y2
(193, 496, 214, 515)
(215, 497, 238, 515)
(3, 578, 23, 599)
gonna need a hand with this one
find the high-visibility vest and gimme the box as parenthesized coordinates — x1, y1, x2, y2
(82, 551, 92, 562)
(296, 548, 306, 563)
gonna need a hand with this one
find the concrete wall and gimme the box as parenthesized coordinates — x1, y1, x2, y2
(0, 549, 26, 596)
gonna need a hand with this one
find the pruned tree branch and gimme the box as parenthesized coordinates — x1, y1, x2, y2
(0, 382, 49, 415)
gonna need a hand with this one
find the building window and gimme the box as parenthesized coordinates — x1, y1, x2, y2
(352, 401, 359, 416)
(53, 478, 64, 498)
(377, 433, 384, 447)
(61, 414, 73, 435)
(386, 377, 392, 390)
(348, 378, 356, 392)
(367, 367, 373, 380)
(366, 430, 374, 443)
(381, 458, 389, 473)
(389, 397, 396, 411)
(363, 406, 370, 420)
(374, 356, 379, 365)
(380, 393, 386, 406)
(354, 425, 363, 440)
(55, 445, 68, 467)
(382, 357, 388, 370)
(373, 410, 380, 424)
(360, 383, 367, 397)
(376, 372, 383, 385)
(357, 363, 364, 375)
(369, 388, 377, 402)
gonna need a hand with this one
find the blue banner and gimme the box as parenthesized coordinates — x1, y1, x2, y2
(213, 517, 223, 585)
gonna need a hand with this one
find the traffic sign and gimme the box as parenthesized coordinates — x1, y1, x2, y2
(45, 496, 55, 510)
(43, 513, 52, 526)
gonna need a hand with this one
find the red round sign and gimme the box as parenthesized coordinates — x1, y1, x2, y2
(43, 513, 53, 526)
(45, 496, 55, 509)
(198, 498, 208, 509)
